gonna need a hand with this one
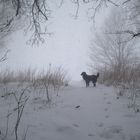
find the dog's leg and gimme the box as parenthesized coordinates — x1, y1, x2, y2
(86, 81, 89, 87)
(87, 82, 89, 87)
(92, 82, 96, 87)
(86, 82, 88, 87)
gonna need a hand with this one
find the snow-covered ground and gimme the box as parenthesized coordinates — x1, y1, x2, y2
(0, 81, 140, 140)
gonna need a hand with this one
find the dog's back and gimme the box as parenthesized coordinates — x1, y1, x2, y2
(91, 72, 99, 82)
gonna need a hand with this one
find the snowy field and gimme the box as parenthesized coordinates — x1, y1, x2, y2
(0, 81, 140, 140)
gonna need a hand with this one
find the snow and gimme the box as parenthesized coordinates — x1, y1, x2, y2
(0, 81, 140, 140)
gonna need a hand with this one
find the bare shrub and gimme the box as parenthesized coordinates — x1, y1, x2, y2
(126, 64, 140, 112)
(0, 68, 37, 84)
(1, 85, 30, 140)
(90, 6, 140, 111)
(51, 66, 69, 95)
(15, 68, 37, 83)
(90, 7, 139, 85)
(32, 66, 69, 102)
(0, 66, 69, 106)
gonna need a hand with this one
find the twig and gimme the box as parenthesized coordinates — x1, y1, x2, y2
(0, 50, 10, 63)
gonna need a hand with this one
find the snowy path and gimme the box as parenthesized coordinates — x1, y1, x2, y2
(23, 81, 140, 140)
(1, 81, 140, 140)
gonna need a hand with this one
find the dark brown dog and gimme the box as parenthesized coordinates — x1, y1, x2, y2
(81, 72, 99, 87)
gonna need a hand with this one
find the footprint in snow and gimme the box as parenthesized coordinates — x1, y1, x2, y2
(130, 133, 140, 140)
(56, 126, 76, 135)
(72, 124, 79, 128)
(96, 122, 104, 127)
(107, 101, 112, 105)
(105, 115, 110, 118)
(88, 133, 95, 137)
(124, 114, 136, 118)
(99, 129, 114, 139)
(104, 108, 108, 112)
(99, 125, 123, 139)
(109, 125, 123, 134)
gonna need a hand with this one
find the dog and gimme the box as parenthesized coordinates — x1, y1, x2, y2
(81, 72, 99, 87)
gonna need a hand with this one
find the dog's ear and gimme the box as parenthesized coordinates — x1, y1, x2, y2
(81, 72, 85, 75)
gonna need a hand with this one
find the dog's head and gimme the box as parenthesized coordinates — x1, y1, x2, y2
(81, 72, 87, 76)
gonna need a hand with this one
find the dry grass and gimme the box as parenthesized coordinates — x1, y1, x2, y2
(0, 66, 69, 87)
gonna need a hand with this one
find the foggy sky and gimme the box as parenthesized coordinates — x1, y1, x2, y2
(1, 1, 109, 80)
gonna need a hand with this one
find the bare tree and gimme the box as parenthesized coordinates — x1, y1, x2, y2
(0, 0, 120, 43)
(90, 7, 139, 84)
(90, 6, 140, 112)
(0, 0, 50, 45)
(0, 0, 139, 47)
(123, 0, 140, 38)
(105, 0, 140, 39)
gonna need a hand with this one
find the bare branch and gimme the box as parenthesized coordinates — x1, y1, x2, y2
(71, 0, 80, 19)
(34, 0, 48, 21)
(107, 0, 119, 6)
(0, 18, 14, 32)
(83, 0, 94, 4)
(114, 30, 140, 38)
(122, 0, 131, 5)
(0, 0, 50, 45)
(0, 50, 10, 62)
(15, 0, 21, 16)
(58, 0, 64, 8)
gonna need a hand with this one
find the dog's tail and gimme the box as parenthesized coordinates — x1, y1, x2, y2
(97, 72, 99, 78)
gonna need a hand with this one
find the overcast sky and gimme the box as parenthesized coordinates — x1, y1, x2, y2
(1, 1, 110, 80)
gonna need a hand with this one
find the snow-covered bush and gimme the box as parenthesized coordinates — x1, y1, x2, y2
(0, 68, 36, 83)
(90, 7, 140, 111)
(0, 66, 69, 104)
(32, 66, 69, 102)
(0, 84, 30, 140)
